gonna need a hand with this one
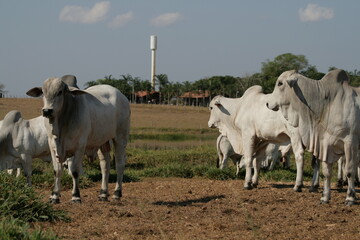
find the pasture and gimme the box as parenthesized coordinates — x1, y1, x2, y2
(1, 99, 360, 239)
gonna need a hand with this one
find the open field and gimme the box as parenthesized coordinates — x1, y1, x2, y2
(1, 99, 360, 239)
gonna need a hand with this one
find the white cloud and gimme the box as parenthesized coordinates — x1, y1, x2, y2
(150, 12, 182, 27)
(108, 11, 134, 28)
(59, 1, 110, 24)
(299, 4, 334, 22)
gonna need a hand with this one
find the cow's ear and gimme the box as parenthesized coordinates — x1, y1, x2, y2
(286, 79, 298, 88)
(70, 89, 87, 96)
(26, 87, 43, 97)
(214, 99, 222, 107)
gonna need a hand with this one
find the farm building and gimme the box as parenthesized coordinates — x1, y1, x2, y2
(179, 90, 210, 106)
(135, 90, 159, 104)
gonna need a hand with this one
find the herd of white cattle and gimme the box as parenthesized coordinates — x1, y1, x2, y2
(209, 69, 360, 205)
(1, 69, 360, 205)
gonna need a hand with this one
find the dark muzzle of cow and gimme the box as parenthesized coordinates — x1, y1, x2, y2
(42, 109, 53, 118)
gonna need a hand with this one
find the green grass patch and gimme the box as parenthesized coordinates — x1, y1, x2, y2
(0, 172, 69, 223)
(0, 217, 58, 240)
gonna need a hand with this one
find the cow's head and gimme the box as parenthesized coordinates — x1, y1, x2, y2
(266, 70, 300, 126)
(26, 77, 86, 119)
(208, 96, 225, 129)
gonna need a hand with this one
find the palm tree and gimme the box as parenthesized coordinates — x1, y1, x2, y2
(155, 74, 169, 104)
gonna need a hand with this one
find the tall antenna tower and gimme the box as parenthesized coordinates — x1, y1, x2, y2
(150, 35, 157, 90)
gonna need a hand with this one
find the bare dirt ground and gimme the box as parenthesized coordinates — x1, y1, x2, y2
(36, 178, 360, 240)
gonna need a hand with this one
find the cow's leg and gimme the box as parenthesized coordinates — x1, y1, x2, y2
(243, 154, 254, 190)
(356, 165, 360, 187)
(309, 155, 320, 192)
(15, 168, 21, 178)
(216, 149, 223, 169)
(251, 157, 261, 188)
(21, 155, 32, 186)
(220, 153, 229, 169)
(67, 156, 82, 203)
(320, 161, 333, 204)
(291, 141, 304, 192)
(235, 159, 241, 176)
(113, 138, 127, 199)
(337, 157, 344, 188)
(50, 159, 63, 204)
(268, 156, 277, 171)
(98, 146, 111, 201)
(344, 143, 358, 205)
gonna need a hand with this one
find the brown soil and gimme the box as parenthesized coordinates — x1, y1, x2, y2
(36, 178, 360, 240)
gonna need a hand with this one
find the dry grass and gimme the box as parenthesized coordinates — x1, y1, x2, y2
(0, 99, 211, 130)
(0, 98, 43, 119)
(131, 104, 210, 129)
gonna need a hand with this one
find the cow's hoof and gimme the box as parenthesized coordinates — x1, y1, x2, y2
(293, 187, 302, 192)
(98, 196, 109, 202)
(309, 187, 318, 193)
(345, 200, 355, 206)
(252, 183, 258, 188)
(243, 185, 253, 190)
(320, 200, 329, 205)
(113, 190, 122, 199)
(49, 198, 60, 204)
(320, 196, 330, 204)
(71, 199, 82, 204)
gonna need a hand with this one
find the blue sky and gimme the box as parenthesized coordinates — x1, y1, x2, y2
(0, 0, 359, 96)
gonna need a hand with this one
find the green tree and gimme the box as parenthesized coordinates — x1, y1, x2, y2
(156, 74, 169, 104)
(300, 65, 325, 79)
(261, 53, 309, 93)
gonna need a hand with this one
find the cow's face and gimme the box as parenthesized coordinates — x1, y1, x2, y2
(41, 78, 68, 119)
(26, 78, 87, 119)
(266, 70, 298, 112)
(208, 96, 223, 129)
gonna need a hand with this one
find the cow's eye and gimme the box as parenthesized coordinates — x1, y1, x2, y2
(210, 107, 213, 110)
(277, 81, 283, 87)
(57, 90, 62, 96)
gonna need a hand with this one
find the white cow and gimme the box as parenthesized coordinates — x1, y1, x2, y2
(216, 134, 242, 174)
(267, 69, 360, 205)
(258, 143, 291, 171)
(27, 77, 130, 203)
(0, 75, 80, 183)
(217, 134, 291, 175)
(208, 86, 308, 191)
(0, 111, 51, 185)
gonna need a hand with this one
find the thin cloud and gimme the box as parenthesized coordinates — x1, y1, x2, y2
(59, 1, 110, 24)
(150, 12, 182, 27)
(299, 3, 334, 22)
(108, 11, 134, 28)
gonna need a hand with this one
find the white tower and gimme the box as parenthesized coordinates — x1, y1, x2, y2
(150, 35, 157, 90)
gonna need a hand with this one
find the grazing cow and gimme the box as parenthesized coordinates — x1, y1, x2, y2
(0, 111, 51, 185)
(27, 77, 130, 203)
(267, 69, 360, 205)
(208, 86, 308, 190)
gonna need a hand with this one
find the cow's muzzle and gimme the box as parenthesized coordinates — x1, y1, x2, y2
(266, 102, 279, 111)
(42, 109, 54, 118)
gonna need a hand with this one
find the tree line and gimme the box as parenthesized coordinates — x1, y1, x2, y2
(84, 53, 360, 105)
